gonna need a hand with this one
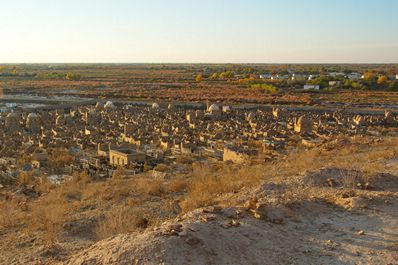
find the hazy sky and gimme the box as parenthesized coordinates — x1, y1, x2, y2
(1, 0, 397, 63)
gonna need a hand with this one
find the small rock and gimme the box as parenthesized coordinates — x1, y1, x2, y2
(272, 218, 283, 224)
(199, 213, 217, 222)
(358, 230, 365, 235)
(326, 178, 337, 187)
(168, 223, 182, 232)
(235, 208, 244, 217)
(178, 229, 188, 237)
(252, 211, 262, 220)
(350, 197, 367, 210)
(202, 206, 222, 214)
(221, 219, 240, 229)
(245, 195, 258, 210)
(185, 237, 201, 246)
(231, 219, 240, 227)
(250, 202, 267, 220)
(341, 190, 356, 198)
(162, 223, 183, 236)
(222, 208, 237, 218)
(220, 221, 231, 229)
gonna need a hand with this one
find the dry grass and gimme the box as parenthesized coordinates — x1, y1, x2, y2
(28, 200, 71, 245)
(134, 178, 165, 196)
(180, 163, 263, 212)
(112, 167, 127, 179)
(17, 171, 39, 186)
(338, 169, 369, 189)
(153, 163, 169, 172)
(167, 178, 188, 193)
(0, 200, 27, 230)
(95, 206, 149, 240)
(1, 134, 396, 257)
(48, 148, 74, 172)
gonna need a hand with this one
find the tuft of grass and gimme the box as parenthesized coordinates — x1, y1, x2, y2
(0, 200, 27, 230)
(95, 206, 149, 240)
(28, 201, 71, 245)
(135, 178, 165, 196)
(167, 178, 188, 193)
(180, 164, 263, 212)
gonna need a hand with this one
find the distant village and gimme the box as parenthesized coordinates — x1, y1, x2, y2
(0, 100, 396, 186)
(256, 71, 398, 90)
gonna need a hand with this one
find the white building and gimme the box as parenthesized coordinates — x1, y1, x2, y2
(259, 74, 272, 79)
(291, 73, 307, 80)
(308, 75, 319, 81)
(347, 72, 361, 81)
(271, 74, 289, 80)
(329, 81, 342, 87)
(303, 85, 320, 90)
(328, 72, 345, 78)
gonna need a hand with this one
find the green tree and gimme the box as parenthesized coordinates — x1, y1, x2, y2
(195, 74, 203, 82)
(65, 72, 81, 81)
(377, 75, 387, 85)
(219, 71, 234, 79)
(210, 73, 220, 80)
(388, 81, 398, 90)
(363, 72, 376, 82)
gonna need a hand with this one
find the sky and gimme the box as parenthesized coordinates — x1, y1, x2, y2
(0, 0, 397, 63)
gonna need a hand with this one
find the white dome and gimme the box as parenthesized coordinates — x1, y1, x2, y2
(247, 112, 256, 120)
(222, 106, 231, 112)
(104, 101, 116, 109)
(152, 103, 160, 109)
(27, 113, 40, 119)
(95, 102, 104, 108)
(7, 112, 19, 118)
(208, 104, 220, 112)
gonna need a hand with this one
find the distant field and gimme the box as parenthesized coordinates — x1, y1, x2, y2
(1, 64, 398, 108)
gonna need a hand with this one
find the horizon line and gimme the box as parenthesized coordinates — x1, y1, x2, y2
(1, 62, 398, 65)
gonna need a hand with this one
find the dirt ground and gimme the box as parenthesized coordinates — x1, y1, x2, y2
(1, 136, 398, 265)
(65, 182, 398, 265)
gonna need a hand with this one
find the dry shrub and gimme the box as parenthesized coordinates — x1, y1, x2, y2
(167, 178, 187, 193)
(74, 175, 132, 202)
(273, 148, 323, 178)
(163, 198, 182, 214)
(135, 178, 165, 196)
(81, 183, 102, 200)
(95, 206, 149, 240)
(17, 171, 38, 186)
(0, 201, 27, 230)
(17, 153, 32, 167)
(56, 174, 87, 202)
(112, 167, 126, 180)
(175, 155, 194, 164)
(72, 171, 91, 183)
(279, 185, 313, 206)
(28, 200, 71, 245)
(179, 175, 219, 212)
(15, 172, 57, 196)
(35, 178, 57, 194)
(111, 181, 133, 202)
(48, 148, 74, 171)
(180, 164, 263, 212)
(338, 169, 369, 189)
(153, 163, 169, 172)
